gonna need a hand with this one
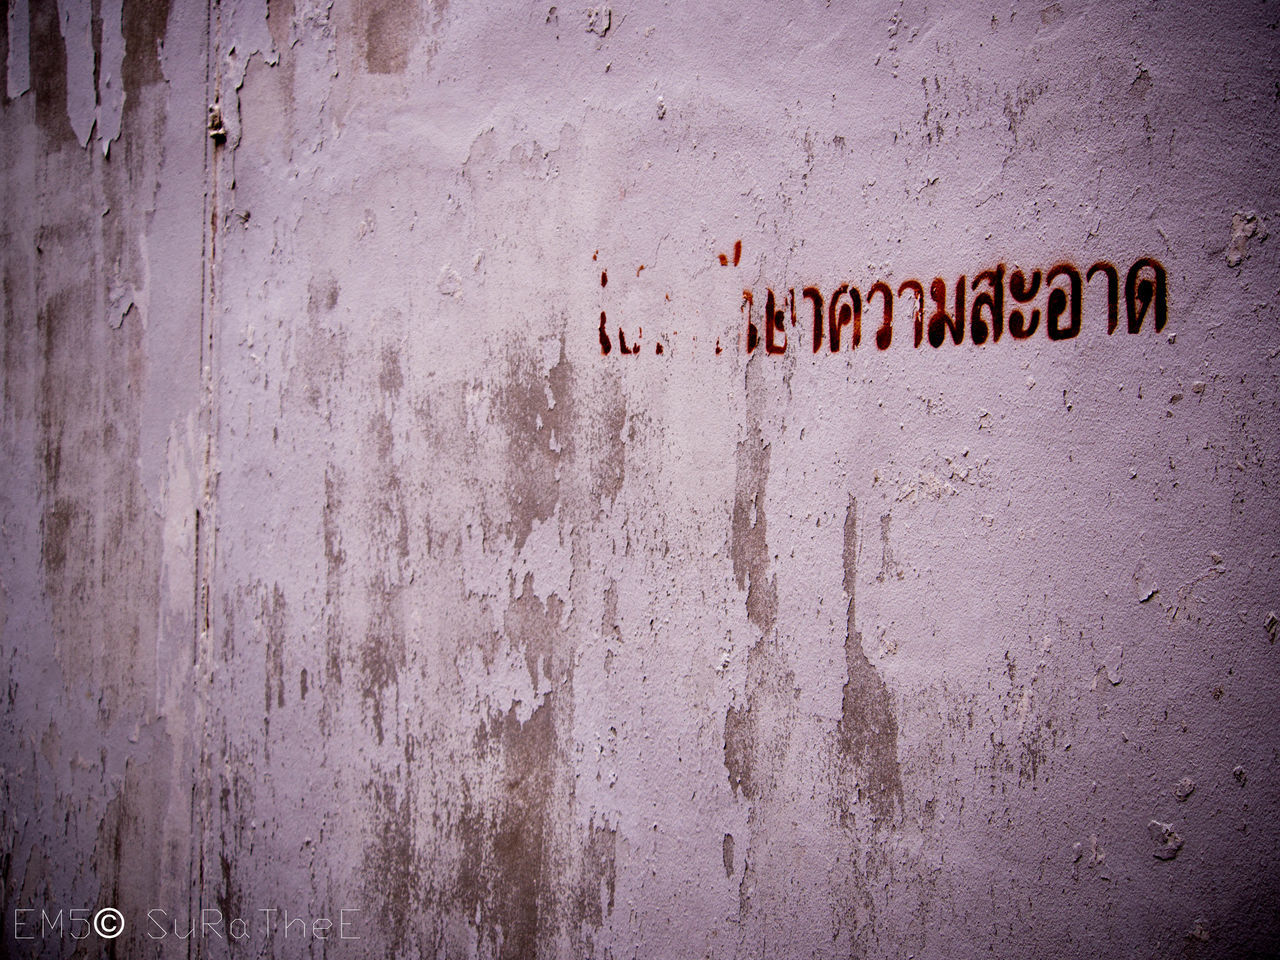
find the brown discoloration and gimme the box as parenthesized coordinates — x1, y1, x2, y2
(451, 505, 615, 954)
(121, 0, 171, 96)
(724, 636, 796, 807)
(41, 496, 84, 575)
(722, 832, 735, 877)
(730, 421, 776, 634)
(266, 0, 294, 52)
(724, 354, 792, 797)
(92, 737, 175, 956)
(292, 326, 350, 413)
(262, 583, 286, 712)
(36, 222, 160, 719)
(29, 0, 74, 144)
(723, 355, 801, 933)
(0, 0, 9, 105)
(216, 761, 254, 932)
(307, 274, 340, 319)
(573, 818, 617, 940)
(499, 345, 574, 552)
(362, 775, 417, 954)
(601, 579, 621, 674)
(360, 572, 404, 745)
(323, 466, 345, 690)
(723, 701, 756, 798)
(876, 512, 900, 582)
(379, 342, 404, 398)
(589, 374, 626, 507)
(458, 699, 556, 960)
(367, 411, 409, 559)
(359, 0, 419, 74)
(835, 498, 904, 826)
(506, 576, 565, 686)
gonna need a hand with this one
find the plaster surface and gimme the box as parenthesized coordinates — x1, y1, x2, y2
(2, 1, 1279, 957)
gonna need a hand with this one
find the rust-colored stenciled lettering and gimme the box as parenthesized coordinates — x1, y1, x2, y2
(897, 280, 925, 348)
(970, 265, 1005, 345)
(1125, 258, 1167, 334)
(1046, 263, 1082, 341)
(867, 282, 894, 351)
(764, 288, 790, 355)
(803, 287, 825, 353)
(829, 285, 862, 352)
(927, 276, 965, 348)
(1087, 261, 1119, 334)
(743, 290, 758, 353)
(1008, 268, 1041, 339)
(595, 254, 1167, 358)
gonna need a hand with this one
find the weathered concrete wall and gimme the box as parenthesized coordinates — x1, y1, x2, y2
(2, 1, 1279, 957)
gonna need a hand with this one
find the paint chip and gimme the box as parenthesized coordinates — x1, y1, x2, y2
(1148, 820, 1184, 860)
(586, 6, 611, 36)
(1226, 211, 1259, 267)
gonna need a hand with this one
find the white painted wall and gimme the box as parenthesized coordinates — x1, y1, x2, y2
(2, 1, 1278, 957)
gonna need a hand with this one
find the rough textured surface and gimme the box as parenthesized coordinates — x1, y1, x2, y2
(2, 1, 1280, 957)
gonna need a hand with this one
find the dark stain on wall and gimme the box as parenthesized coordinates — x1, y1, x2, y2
(367, 410, 409, 561)
(122, 0, 171, 96)
(498, 345, 574, 552)
(355, 353, 412, 744)
(589, 372, 626, 508)
(266, 0, 294, 52)
(360, 572, 404, 745)
(93, 738, 175, 956)
(29, 0, 74, 144)
(379, 342, 404, 398)
(723, 700, 757, 799)
(262, 583, 286, 713)
(359, 0, 418, 74)
(35, 217, 159, 720)
(216, 755, 254, 940)
(505, 578, 564, 688)
(835, 498, 904, 827)
(308, 274, 341, 320)
(325, 471, 350, 732)
(458, 698, 556, 960)
(0, 1, 8, 106)
(573, 818, 617, 944)
(729, 396, 776, 635)
(722, 357, 803, 935)
(725, 356, 792, 802)
(362, 774, 417, 955)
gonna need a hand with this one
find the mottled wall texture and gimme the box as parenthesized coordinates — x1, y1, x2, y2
(2, 0, 1279, 957)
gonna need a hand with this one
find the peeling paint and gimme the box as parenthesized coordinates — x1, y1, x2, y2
(4, 1, 1280, 957)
